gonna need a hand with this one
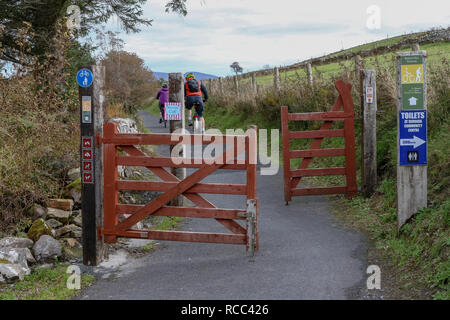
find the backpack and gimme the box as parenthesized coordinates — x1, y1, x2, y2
(186, 79, 200, 93)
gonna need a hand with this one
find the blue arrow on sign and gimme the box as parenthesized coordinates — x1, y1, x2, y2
(77, 68, 94, 87)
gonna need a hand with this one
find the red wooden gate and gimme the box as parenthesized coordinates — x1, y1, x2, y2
(281, 80, 357, 203)
(97, 123, 258, 253)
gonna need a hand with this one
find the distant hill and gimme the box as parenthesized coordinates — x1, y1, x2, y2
(152, 71, 218, 81)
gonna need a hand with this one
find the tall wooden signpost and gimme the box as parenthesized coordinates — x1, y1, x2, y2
(360, 69, 377, 197)
(78, 65, 105, 265)
(396, 47, 427, 228)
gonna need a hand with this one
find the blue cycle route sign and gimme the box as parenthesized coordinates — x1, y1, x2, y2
(77, 68, 94, 87)
(399, 110, 427, 166)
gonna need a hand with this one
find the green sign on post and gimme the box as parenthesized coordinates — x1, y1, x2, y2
(401, 55, 424, 110)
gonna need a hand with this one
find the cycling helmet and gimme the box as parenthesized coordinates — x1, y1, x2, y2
(185, 73, 195, 80)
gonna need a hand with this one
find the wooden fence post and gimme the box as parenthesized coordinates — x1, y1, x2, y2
(396, 45, 427, 228)
(355, 55, 363, 80)
(219, 77, 224, 95)
(207, 79, 212, 93)
(252, 72, 257, 94)
(274, 67, 280, 91)
(306, 63, 313, 87)
(360, 69, 377, 197)
(168, 73, 186, 206)
(234, 75, 239, 96)
(78, 65, 105, 266)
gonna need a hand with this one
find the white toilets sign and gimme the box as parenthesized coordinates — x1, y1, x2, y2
(399, 110, 427, 166)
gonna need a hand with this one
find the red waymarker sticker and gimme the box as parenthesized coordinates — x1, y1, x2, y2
(83, 150, 92, 160)
(83, 161, 92, 171)
(83, 138, 92, 148)
(83, 173, 93, 183)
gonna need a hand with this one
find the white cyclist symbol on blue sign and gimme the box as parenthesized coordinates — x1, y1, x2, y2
(77, 68, 93, 87)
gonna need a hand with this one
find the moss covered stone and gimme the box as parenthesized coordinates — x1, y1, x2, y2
(27, 218, 54, 242)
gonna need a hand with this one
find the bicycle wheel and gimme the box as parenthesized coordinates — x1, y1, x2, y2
(194, 117, 201, 134)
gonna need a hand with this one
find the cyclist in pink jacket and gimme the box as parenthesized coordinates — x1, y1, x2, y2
(156, 82, 169, 123)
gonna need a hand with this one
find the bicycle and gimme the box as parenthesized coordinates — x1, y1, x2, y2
(192, 100, 205, 134)
(159, 104, 167, 128)
(191, 102, 203, 134)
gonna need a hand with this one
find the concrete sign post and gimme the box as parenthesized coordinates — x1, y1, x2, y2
(78, 65, 105, 266)
(396, 48, 427, 228)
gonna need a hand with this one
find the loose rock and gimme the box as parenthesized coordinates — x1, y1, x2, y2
(62, 246, 83, 260)
(59, 238, 81, 248)
(32, 235, 62, 263)
(27, 218, 54, 242)
(26, 204, 47, 220)
(48, 199, 74, 211)
(73, 215, 82, 227)
(0, 237, 34, 249)
(67, 168, 81, 181)
(0, 247, 31, 275)
(46, 208, 71, 224)
(70, 189, 82, 204)
(0, 263, 24, 282)
(13, 248, 36, 265)
(46, 218, 63, 229)
(55, 224, 81, 239)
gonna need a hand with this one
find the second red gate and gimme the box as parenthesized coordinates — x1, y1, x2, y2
(281, 80, 357, 203)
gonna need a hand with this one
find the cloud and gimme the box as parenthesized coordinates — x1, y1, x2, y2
(98, 0, 450, 76)
(235, 23, 349, 36)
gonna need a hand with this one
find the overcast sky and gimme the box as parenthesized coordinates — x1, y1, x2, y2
(105, 0, 450, 76)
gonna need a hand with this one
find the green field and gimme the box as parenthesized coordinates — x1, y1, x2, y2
(240, 41, 450, 86)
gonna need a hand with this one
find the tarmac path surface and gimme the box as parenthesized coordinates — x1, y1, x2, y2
(80, 110, 368, 300)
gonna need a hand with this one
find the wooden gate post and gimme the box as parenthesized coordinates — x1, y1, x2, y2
(281, 106, 291, 204)
(78, 65, 105, 266)
(168, 73, 186, 206)
(360, 70, 377, 197)
(246, 125, 258, 254)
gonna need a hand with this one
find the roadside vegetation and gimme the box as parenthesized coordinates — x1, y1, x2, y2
(204, 35, 449, 299)
(0, 3, 164, 298)
(0, 263, 95, 300)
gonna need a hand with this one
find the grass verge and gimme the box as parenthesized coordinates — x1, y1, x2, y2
(333, 178, 449, 300)
(0, 263, 95, 300)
